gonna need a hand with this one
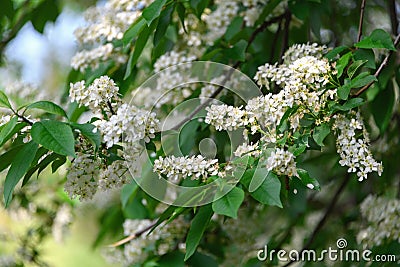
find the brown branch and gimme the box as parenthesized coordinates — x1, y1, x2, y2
(357, 0, 367, 43)
(270, 19, 283, 62)
(279, 10, 291, 64)
(354, 33, 400, 96)
(388, 0, 399, 35)
(282, 174, 350, 267)
(108, 221, 157, 247)
(171, 14, 286, 131)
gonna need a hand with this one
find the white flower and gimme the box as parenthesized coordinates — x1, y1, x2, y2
(205, 104, 247, 131)
(265, 148, 298, 177)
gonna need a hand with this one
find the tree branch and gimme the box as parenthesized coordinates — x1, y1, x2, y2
(279, 10, 291, 64)
(388, 0, 399, 35)
(108, 221, 157, 247)
(354, 33, 400, 96)
(357, 0, 367, 43)
(282, 174, 350, 267)
(171, 14, 286, 131)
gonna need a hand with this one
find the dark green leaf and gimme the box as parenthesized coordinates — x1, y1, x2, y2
(142, 0, 167, 26)
(0, 90, 12, 109)
(212, 187, 244, 218)
(31, 120, 75, 157)
(185, 205, 213, 261)
(225, 17, 244, 42)
(70, 123, 101, 152)
(158, 251, 185, 267)
(255, 0, 282, 26)
(370, 81, 395, 133)
(297, 169, 320, 190)
(190, 0, 210, 18)
(334, 98, 364, 111)
(0, 122, 27, 147)
(312, 123, 330, 146)
(176, 3, 186, 32)
(4, 141, 38, 207)
(26, 101, 68, 118)
(0, 145, 23, 173)
(355, 29, 396, 51)
(51, 156, 66, 173)
(179, 120, 199, 155)
(324, 46, 348, 61)
(31, 0, 59, 33)
(226, 40, 248, 62)
(351, 73, 377, 88)
(0, 0, 14, 20)
(153, 4, 174, 47)
(347, 60, 367, 79)
(121, 182, 139, 209)
(354, 48, 376, 69)
(0, 116, 17, 145)
(23, 151, 59, 186)
(337, 83, 351, 100)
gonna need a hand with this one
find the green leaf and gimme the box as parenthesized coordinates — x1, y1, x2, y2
(354, 48, 376, 69)
(0, 90, 12, 109)
(31, 0, 59, 33)
(190, 0, 210, 18)
(355, 29, 396, 51)
(312, 123, 330, 146)
(278, 105, 299, 133)
(179, 120, 199, 155)
(142, 0, 167, 26)
(336, 52, 352, 78)
(370, 81, 395, 133)
(255, 0, 282, 26)
(224, 17, 244, 42)
(212, 187, 244, 218)
(241, 169, 282, 208)
(122, 17, 146, 46)
(159, 251, 185, 267)
(121, 182, 139, 209)
(351, 72, 377, 88)
(334, 98, 364, 111)
(153, 3, 174, 47)
(176, 3, 186, 32)
(124, 20, 156, 79)
(347, 60, 367, 79)
(324, 45, 348, 61)
(4, 141, 39, 207)
(51, 156, 66, 173)
(226, 40, 248, 62)
(185, 205, 213, 261)
(0, 145, 23, 173)
(26, 101, 68, 118)
(70, 123, 101, 152)
(0, 0, 14, 20)
(0, 122, 27, 147)
(0, 116, 17, 145)
(337, 82, 351, 100)
(31, 120, 75, 157)
(297, 169, 320, 190)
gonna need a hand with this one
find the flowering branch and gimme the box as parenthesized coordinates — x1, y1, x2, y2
(354, 33, 400, 96)
(357, 0, 367, 43)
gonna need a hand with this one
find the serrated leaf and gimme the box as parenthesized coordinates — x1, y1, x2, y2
(313, 123, 330, 146)
(212, 187, 244, 218)
(142, 0, 167, 26)
(70, 123, 101, 152)
(241, 169, 282, 208)
(355, 29, 396, 51)
(297, 169, 320, 190)
(185, 205, 213, 261)
(31, 120, 75, 157)
(4, 141, 38, 207)
(26, 101, 68, 118)
(0, 90, 12, 109)
(0, 116, 17, 145)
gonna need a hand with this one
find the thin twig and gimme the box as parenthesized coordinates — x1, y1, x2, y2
(270, 19, 283, 62)
(171, 14, 286, 131)
(388, 0, 399, 35)
(282, 175, 350, 267)
(354, 33, 400, 96)
(357, 0, 367, 43)
(108, 221, 157, 247)
(279, 10, 291, 64)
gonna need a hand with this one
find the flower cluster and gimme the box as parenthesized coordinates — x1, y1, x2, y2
(69, 76, 120, 115)
(71, 0, 151, 71)
(205, 104, 248, 131)
(153, 155, 220, 182)
(265, 148, 298, 177)
(282, 43, 327, 63)
(98, 160, 130, 191)
(234, 142, 261, 157)
(357, 195, 400, 247)
(241, 0, 268, 27)
(97, 103, 159, 148)
(64, 153, 101, 201)
(333, 112, 383, 181)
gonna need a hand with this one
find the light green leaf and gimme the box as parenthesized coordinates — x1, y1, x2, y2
(355, 29, 396, 51)
(334, 98, 364, 111)
(351, 73, 377, 88)
(185, 205, 213, 261)
(241, 169, 282, 208)
(297, 169, 320, 191)
(347, 60, 367, 79)
(324, 45, 349, 61)
(142, 0, 167, 26)
(153, 3, 174, 47)
(212, 187, 244, 218)
(31, 120, 75, 157)
(26, 101, 68, 118)
(0, 90, 12, 109)
(337, 83, 351, 100)
(0, 116, 17, 145)
(313, 123, 330, 146)
(336, 52, 352, 78)
(4, 141, 39, 207)
(122, 17, 146, 46)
